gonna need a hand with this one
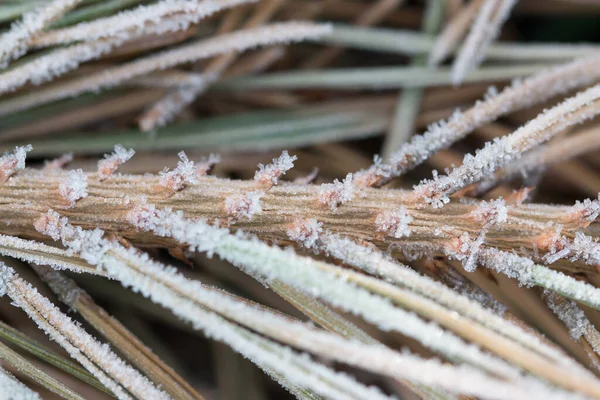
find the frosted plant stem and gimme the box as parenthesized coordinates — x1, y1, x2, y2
(0, 262, 171, 400)
(0, 22, 331, 116)
(451, 0, 517, 85)
(0, 367, 41, 400)
(413, 83, 600, 206)
(0, 340, 84, 400)
(0, 0, 262, 96)
(34, 212, 580, 399)
(0, 0, 83, 68)
(287, 223, 585, 373)
(353, 53, 600, 188)
(543, 291, 600, 371)
(30, 0, 258, 47)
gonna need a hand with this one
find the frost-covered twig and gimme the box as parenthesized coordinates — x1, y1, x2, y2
(452, 0, 517, 85)
(287, 220, 586, 372)
(0, 22, 332, 117)
(543, 290, 600, 371)
(353, 53, 600, 188)
(413, 83, 600, 206)
(30, 0, 257, 48)
(0, 0, 83, 68)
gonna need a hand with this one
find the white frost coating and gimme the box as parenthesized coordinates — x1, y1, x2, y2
(0, 233, 104, 276)
(0, 22, 332, 116)
(471, 198, 508, 226)
(254, 150, 297, 187)
(355, 53, 600, 187)
(97, 144, 135, 180)
(44, 153, 74, 171)
(285, 221, 583, 370)
(196, 153, 221, 176)
(32, 0, 258, 47)
(375, 207, 413, 238)
(0, 144, 32, 182)
(452, 0, 517, 85)
(124, 206, 521, 379)
(59, 169, 88, 207)
(318, 173, 355, 211)
(224, 191, 264, 221)
(288, 218, 323, 249)
(0, 263, 169, 400)
(159, 151, 197, 192)
(544, 291, 588, 341)
(0, 0, 82, 68)
(414, 83, 600, 206)
(570, 195, 600, 225)
(0, 367, 41, 400)
(448, 243, 600, 313)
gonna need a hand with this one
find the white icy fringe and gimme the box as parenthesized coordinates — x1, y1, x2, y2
(0, 367, 41, 400)
(0, 22, 332, 116)
(159, 151, 197, 192)
(0, 0, 82, 68)
(287, 221, 585, 372)
(452, 0, 517, 85)
(33, 210, 581, 399)
(32, 0, 258, 47)
(415, 83, 600, 206)
(0, 263, 170, 400)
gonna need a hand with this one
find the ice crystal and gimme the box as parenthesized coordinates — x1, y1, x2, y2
(318, 173, 355, 211)
(97, 144, 135, 180)
(159, 151, 197, 192)
(224, 191, 264, 221)
(375, 207, 413, 238)
(58, 169, 88, 207)
(0, 144, 32, 182)
(254, 150, 297, 188)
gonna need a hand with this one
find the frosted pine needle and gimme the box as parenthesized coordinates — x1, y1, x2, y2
(31, 0, 258, 48)
(97, 145, 135, 180)
(355, 53, 600, 188)
(0, 367, 41, 400)
(0, 22, 332, 116)
(0, 0, 83, 68)
(452, 0, 518, 85)
(0, 144, 32, 182)
(254, 150, 297, 188)
(59, 169, 88, 207)
(0, 263, 170, 400)
(414, 83, 600, 206)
